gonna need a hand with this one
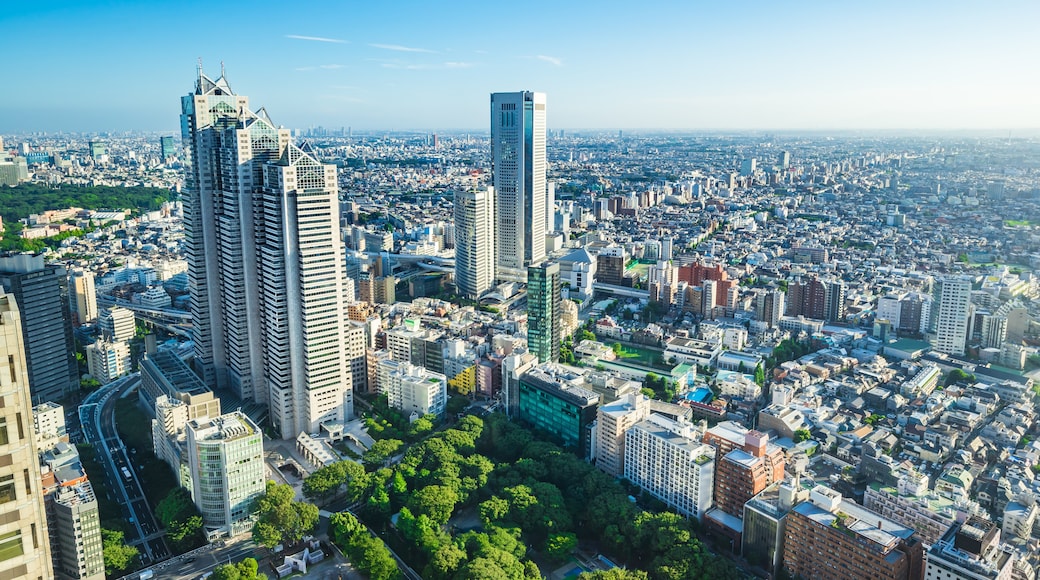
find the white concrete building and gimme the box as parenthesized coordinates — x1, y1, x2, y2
(625, 413, 715, 521)
(85, 340, 131, 384)
(69, 269, 97, 326)
(930, 276, 973, 356)
(377, 359, 447, 418)
(98, 306, 135, 342)
(454, 187, 495, 299)
(594, 393, 650, 477)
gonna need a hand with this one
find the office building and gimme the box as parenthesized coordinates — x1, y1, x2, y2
(160, 135, 176, 162)
(375, 359, 447, 419)
(68, 269, 97, 327)
(594, 393, 650, 477)
(596, 245, 628, 286)
(518, 364, 599, 451)
(97, 306, 135, 342)
(0, 254, 78, 405)
(40, 443, 104, 580)
(782, 485, 924, 580)
(929, 276, 973, 356)
(185, 411, 265, 535)
(454, 187, 495, 299)
(182, 67, 354, 438)
(345, 321, 368, 398)
(527, 261, 561, 364)
(624, 414, 716, 521)
(779, 150, 790, 169)
(924, 518, 1016, 580)
(742, 479, 809, 574)
(491, 91, 547, 282)
(0, 154, 29, 186)
(0, 290, 54, 578)
(87, 140, 105, 160)
(85, 340, 131, 384)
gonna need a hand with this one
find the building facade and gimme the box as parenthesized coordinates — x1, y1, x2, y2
(85, 340, 131, 384)
(930, 276, 973, 356)
(624, 414, 715, 520)
(68, 269, 98, 327)
(518, 365, 599, 451)
(527, 261, 561, 364)
(491, 91, 547, 282)
(454, 187, 495, 299)
(0, 290, 53, 577)
(594, 393, 650, 477)
(185, 412, 265, 535)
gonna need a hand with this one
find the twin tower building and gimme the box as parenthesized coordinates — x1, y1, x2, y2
(183, 68, 548, 439)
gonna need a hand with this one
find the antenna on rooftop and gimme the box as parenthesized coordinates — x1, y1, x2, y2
(196, 57, 204, 91)
(221, 60, 226, 79)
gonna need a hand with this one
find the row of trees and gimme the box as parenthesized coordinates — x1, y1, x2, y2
(329, 511, 400, 580)
(0, 183, 173, 221)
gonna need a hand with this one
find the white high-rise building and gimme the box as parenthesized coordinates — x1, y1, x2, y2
(454, 187, 495, 299)
(930, 276, 973, 356)
(376, 359, 447, 419)
(85, 340, 131, 384)
(98, 306, 135, 342)
(625, 413, 715, 521)
(594, 394, 650, 477)
(185, 411, 265, 535)
(182, 68, 354, 438)
(491, 91, 546, 283)
(69, 269, 97, 326)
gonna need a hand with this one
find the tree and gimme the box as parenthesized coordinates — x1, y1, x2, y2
(211, 558, 267, 580)
(545, 532, 578, 561)
(155, 487, 205, 551)
(409, 484, 459, 525)
(754, 363, 766, 387)
(579, 329, 596, 342)
(102, 528, 139, 575)
(578, 570, 649, 580)
(251, 481, 319, 548)
(794, 429, 812, 443)
(364, 438, 404, 467)
(612, 342, 623, 356)
(944, 369, 976, 387)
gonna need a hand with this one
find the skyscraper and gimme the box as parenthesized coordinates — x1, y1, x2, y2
(454, 187, 495, 299)
(0, 290, 54, 578)
(929, 276, 972, 356)
(68, 269, 97, 327)
(491, 91, 547, 283)
(181, 67, 354, 438)
(0, 254, 78, 405)
(527, 261, 561, 364)
(159, 135, 176, 162)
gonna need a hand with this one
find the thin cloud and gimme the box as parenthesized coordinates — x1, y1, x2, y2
(537, 55, 563, 66)
(370, 43, 437, 54)
(286, 34, 348, 44)
(381, 61, 474, 70)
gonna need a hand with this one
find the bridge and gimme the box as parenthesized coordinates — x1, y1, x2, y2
(96, 295, 192, 337)
(593, 282, 650, 299)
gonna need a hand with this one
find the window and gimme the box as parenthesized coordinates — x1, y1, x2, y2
(0, 530, 22, 562)
(0, 475, 14, 504)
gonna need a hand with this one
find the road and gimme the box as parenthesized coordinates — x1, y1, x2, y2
(79, 374, 171, 565)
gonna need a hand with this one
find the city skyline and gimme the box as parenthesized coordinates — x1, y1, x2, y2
(3, 0, 1039, 133)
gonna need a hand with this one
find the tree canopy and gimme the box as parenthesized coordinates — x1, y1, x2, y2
(102, 528, 139, 575)
(251, 481, 319, 548)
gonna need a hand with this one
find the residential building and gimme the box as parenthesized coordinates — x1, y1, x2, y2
(0, 254, 78, 404)
(925, 518, 1016, 580)
(454, 187, 495, 299)
(0, 289, 54, 578)
(376, 359, 447, 419)
(97, 306, 135, 342)
(930, 276, 973, 356)
(625, 413, 716, 521)
(527, 261, 561, 364)
(68, 269, 97, 326)
(863, 472, 958, 546)
(33, 402, 67, 451)
(782, 485, 925, 580)
(185, 412, 265, 535)
(491, 91, 547, 282)
(714, 431, 786, 518)
(557, 248, 597, 303)
(85, 340, 131, 384)
(40, 443, 104, 580)
(594, 393, 650, 477)
(182, 68, 354, 438)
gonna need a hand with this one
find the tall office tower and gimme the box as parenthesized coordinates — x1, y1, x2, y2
(182, 68, 354, 438)
(0, 290, 54, 578)
(454, 187, 495, 299)
(624, 414, 716, 521)
(782, 485, 924, 580)
(527, 262, 561, 364)
(185, 412, 265, 536)
(929, 276, 972, 356)
(0, 255, 78, 405)
(97, 306, 135, 342)
(160, 135, 177, 162)
(87, 140, 105, 161)
(740, 158, 756, 177)
(491, 91, 547, 283)
(778, 150, 790, 169)
(68, 269, 97, 327)
(594, 393, 650, 477)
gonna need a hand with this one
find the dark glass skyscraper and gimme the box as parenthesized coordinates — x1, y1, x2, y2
(527, 261, 561, 364)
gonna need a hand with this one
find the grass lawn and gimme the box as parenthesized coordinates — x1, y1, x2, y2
(1004, 219, 1035, 227)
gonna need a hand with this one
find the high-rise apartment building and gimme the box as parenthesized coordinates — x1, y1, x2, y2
(68, 269, 97, 327)
(714, 431, 786, 518)
(0, 290, 53, 578)
(0, 254, 78, 405)
(782, 485, 924, 580)
(594, 393, 650, 477)
(929, 276, 973, 356)
(454, 187, 495, 299)
(491, 91, 547, 282)
(185, 411, 265, 535)
(85, 340, 131, 384)
(527, 261, 561, 364)
(182, 68, 354, 438)
(624, 414, 716, 521)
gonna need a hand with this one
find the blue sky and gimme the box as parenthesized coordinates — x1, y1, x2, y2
(2, 0, 1037, 132)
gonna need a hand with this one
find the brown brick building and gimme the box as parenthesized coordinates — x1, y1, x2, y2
(714, 430, 786, 518)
